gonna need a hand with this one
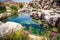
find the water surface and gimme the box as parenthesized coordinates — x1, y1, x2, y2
(6, 13, 45, 35)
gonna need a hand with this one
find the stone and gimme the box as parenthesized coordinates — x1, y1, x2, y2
(0, 22, 23, 37)
(0, 21, 3, 25)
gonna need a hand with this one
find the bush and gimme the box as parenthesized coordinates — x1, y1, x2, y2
(10, 6, 18, 15)
(32, 6, 36, 8)
(10, 6, 18, 10)
(0, 6, 6, 13)
(19, 3, 24, 8)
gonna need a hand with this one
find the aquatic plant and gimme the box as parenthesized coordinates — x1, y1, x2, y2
(29, 26, 33, 34)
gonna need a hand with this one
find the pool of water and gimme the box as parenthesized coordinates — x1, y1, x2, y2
(6, 13, 45, 35)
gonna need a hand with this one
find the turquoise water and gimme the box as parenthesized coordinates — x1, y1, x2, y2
(7, 14, 45, 35)
(8, 14, 35, 24)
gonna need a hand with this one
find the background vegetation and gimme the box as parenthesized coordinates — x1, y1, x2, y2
(10, 6, 18, 15)
(0, 6, 6, 13)
(19, 3, 24, 8)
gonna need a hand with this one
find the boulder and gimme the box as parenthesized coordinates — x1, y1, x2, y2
(0, 21, 3, 25)
(0, 22, 23, 37)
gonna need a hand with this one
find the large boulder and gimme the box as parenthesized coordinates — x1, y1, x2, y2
(0, 22, 23, 37)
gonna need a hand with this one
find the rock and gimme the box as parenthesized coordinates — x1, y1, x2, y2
(0, 21, 3, 25)
(29, 34, 47, 40)
(0, 14, 4, 18)
(0, 22, 23, 37)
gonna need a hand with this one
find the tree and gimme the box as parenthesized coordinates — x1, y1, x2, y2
(0, 6, 6, 13)
(19, 3, 24, 8)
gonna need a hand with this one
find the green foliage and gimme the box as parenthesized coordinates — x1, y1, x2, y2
(10, 6, 18, 15)
(0, 6, 6, 13)
(1, 29, 29, 40)
(32, 6, 36, 8)
(29, 26, 33, 33)
(19, 3, 24, 8)
(44, 31, 51, 38)
(10, 6, 18, 10)
(52, 28, 58, 32)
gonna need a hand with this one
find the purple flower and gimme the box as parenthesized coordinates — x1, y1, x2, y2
(50, 32, 56, 37)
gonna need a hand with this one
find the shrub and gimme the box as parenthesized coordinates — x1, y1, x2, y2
(10, 6, 18, 15)
(0, 6, 6, 13)
(32, 6, 36, 8)
(19, 3, 24, 8)
(10, 6, 18, 10)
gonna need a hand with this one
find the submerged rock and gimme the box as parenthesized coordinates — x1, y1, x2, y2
(0, 22, 23, 37)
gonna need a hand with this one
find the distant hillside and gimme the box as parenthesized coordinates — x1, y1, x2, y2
(0, 0, 13, 2)
(4, 0, 13, 2)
